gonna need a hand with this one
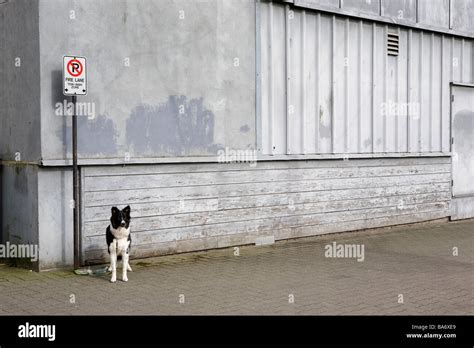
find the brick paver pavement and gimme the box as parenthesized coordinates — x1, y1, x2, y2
(0, 219, 472, 315)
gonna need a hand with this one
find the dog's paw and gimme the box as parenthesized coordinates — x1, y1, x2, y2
(110, 276, 117, 283)
(127, 265, 132, 272)
(107, 266, 112, 272)
(122, 276, 128, 282)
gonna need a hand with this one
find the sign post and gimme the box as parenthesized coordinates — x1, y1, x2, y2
(63, 56, 87, 270)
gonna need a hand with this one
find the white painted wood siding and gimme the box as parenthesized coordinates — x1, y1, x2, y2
(81, 157, 451, 263)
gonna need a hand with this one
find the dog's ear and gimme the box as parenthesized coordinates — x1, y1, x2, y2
(123, 205, 131, 216)
(111, 206, 119, 215)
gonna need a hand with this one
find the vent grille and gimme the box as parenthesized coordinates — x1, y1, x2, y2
(387, 32, 399, 56)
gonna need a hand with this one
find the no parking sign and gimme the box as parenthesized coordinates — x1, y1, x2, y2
(63, 56, 87, 96)
(62, 55, 87, 269)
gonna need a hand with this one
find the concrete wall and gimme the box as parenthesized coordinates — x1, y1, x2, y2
(38, 0, 256, 162)
(0, 165, 39, 270)
(0, 0, 41, 270)
(0, 165, 73, 270)
(0, 0, 41, 162)
(37, 168, 74, 270)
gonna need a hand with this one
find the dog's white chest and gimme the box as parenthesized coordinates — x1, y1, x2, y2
(110, 226, 130, 255)
(111, 226, 130, 239)
(116, 238, 130, 255)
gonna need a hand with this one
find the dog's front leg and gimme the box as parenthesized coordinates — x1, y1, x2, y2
(110, 239, 118, 283)
(122, 251, 129, 282)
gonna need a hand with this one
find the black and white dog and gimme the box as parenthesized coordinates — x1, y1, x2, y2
(106, 206, 132, 283)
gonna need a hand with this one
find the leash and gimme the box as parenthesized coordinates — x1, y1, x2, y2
(74, 266, 109, 276)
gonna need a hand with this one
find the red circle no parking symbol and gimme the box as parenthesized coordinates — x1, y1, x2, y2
(67, 59, 83, 77)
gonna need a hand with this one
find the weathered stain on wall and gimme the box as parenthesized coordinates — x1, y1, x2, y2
(240, 125, 250, 133)
(14, 166, 29, 195)
(126, 96, 220, 156)
(59, 115, 118, 156)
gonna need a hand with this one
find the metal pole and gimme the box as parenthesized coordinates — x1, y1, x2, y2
(72, 95, 80, 269)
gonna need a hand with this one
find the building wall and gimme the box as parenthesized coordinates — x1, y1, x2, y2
(1, 0, 471, 269)
(259, 2, 474, 155)
(0, 165, 39, 270)
(0, 0, 42, 162)
(451, 0, 474, 34)
(81, 157, 451, 263)
(0, 164, 73, 270)
(291, 0, 474, 35)
(417, 0, 450, 29)
(38, 0, 256, 162)
(0, 0, 42, 269)
(381, 0, 417, 23)
(37, 168, 74, 270)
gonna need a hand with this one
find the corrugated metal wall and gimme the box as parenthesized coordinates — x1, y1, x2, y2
(294, 0, 474, 36)
(81, 157, 451, 263)
(260, 1, 474, 155)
